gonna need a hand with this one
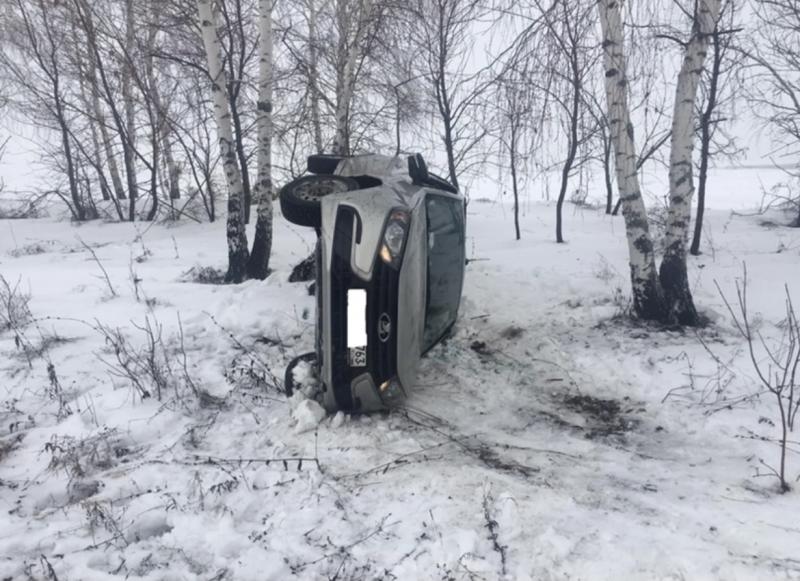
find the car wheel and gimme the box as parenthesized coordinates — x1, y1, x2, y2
(284, 351, 318, 396)
(308, 154, 345, 175)
(279, 175, 358, 228)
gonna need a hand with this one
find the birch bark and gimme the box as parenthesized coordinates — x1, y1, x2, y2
(660, 0, 721, 325)
(247, 0, 274, 280)
(197, 0, 249, 282)
(597, 0, 664, 321)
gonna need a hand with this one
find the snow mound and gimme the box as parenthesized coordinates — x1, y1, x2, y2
(290, 396, 326, 433)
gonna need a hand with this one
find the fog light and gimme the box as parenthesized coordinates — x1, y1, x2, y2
(379, 377, 406, 404)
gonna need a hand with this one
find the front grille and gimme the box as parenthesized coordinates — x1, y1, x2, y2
(367, 261, 398, 384)
(328, 206, 401, 411)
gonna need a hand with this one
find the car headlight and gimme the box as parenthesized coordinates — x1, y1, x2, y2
(379, 209, 410, 268)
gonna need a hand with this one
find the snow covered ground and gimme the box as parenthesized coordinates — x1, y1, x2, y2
(1, 197, 799, 580)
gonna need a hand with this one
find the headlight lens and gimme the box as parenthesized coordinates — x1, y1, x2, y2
(380, 209, 410, 268)
(384, 222, 406, 255)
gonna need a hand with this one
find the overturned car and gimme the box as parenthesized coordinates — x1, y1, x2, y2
(281, 153, 466, 412)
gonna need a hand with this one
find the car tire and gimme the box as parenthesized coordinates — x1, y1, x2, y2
(284, 351, 317, 396)
(279, 175, 358, 228)
(308, 154, 345, 175)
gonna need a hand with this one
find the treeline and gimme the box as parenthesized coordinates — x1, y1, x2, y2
(1, 0, 799, 319)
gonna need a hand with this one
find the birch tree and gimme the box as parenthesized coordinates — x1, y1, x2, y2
(247, 0, 274, 280)
(598, 0, 721, 325)
(597, 0, 665, 320)
(197, 0, 249, 282)
(660, 0, 722, 325)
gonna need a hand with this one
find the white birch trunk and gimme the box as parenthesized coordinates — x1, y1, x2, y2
(197, 0, 249, 282)
(248, 0, 274, 280)
(597, 0, 664, 320)
(660, 0, 721, 324)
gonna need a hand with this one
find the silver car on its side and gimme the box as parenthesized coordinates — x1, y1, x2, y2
(281, 153, 466, 412)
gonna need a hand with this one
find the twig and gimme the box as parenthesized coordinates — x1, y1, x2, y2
(40, 554, 59, 581)
(482, 489, 508, 577)
(77, 236, 117, 297)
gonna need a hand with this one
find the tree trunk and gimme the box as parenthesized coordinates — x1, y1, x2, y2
(37, 3, 85, 220)
(144, 12, 160, 222)
(510, 123, 521, 241)
(81, 4, 126, 203)
(123, 0, 139, 219)
(661, 0, 721, 326)
(597, 0, 665, 321)
(197, 0, 249, 282)
(72, 22, 111, 203)
(556, 46, 582, 245)
(690, 28, 722, 256)
(229, 90, 252, 223)
(56, 100, 84, 221)
(307, 0, 324, 154)
(248, 0, 274, 280)
(434, 5, 460, 193)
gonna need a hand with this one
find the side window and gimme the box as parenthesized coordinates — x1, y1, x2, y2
(423, 195, 465, 351)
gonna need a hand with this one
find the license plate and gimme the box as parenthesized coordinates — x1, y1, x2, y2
(347, 290, 367, 367)
(347, 289, 367, 347)
(348, 346, 367, 367)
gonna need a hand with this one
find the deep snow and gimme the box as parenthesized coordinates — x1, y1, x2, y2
(1, 197, 799, 580)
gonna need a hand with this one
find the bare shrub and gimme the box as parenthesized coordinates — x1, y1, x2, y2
(46, 362, 73, 421)
(180, 265, 226, 285)
(7, 241, 53, 258)
(95, 314, 199, 407)
(43, 427, 129, 485)
(716, 265, 800, 492)
(0, 274, 33, 333)
(0, 194, 46, 219)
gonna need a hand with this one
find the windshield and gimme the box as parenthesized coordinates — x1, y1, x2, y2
(423, 194, 465, 351)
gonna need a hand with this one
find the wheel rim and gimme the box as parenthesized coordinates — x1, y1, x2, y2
(295, 178, 349, 202)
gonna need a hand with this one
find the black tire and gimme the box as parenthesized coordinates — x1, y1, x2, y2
(308, 154, 345, 175)
(280, 175, 358, 228)
(284, 352, 318, 396)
